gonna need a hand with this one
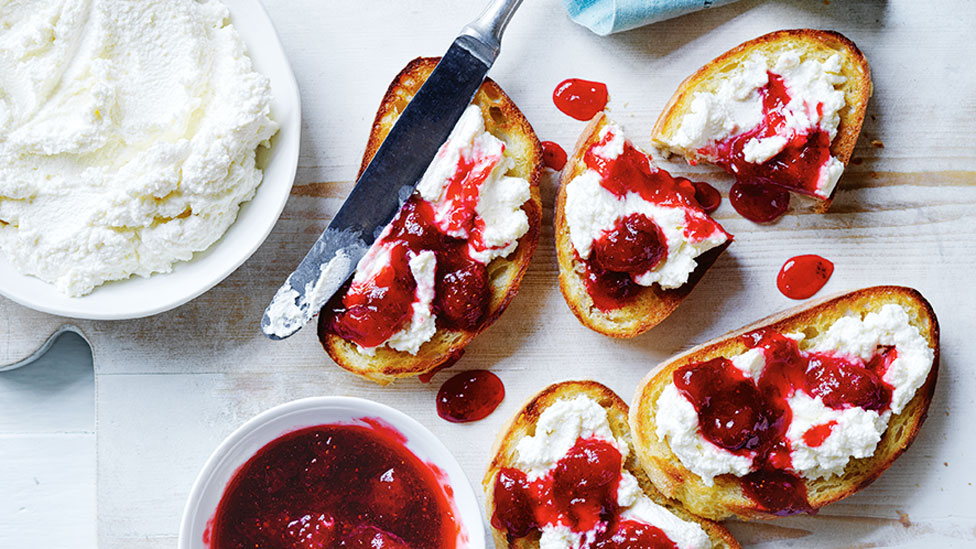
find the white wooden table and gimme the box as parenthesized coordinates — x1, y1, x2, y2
(2, 0, 976, 547)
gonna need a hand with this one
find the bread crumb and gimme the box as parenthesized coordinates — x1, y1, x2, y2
(944, 461, 949, 467)
(850, 157, 864, 165)
(897, 511, 911, 528)
(870, 139, 885, 148)
(870, 171, 879, 179)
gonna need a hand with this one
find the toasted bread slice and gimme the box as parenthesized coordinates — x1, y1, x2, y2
(555, 113, 730, 338)
(630, 286, 939, 520)
(651, 29, 872, 209)
(318, 57, 543, 384)
(484, 380, 740, 548)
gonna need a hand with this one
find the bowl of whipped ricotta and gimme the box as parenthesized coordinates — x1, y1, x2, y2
(0, 0, 301, 319)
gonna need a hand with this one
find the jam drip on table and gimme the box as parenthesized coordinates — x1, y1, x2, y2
(436, 370, 505, 423)
(777, 254, 834, 299)
(542, 141, 568, 171)
(708, 72, 836, 223)
(553, 78, 609, 121)
(323, 196, 491, 349)
(577, 132, 726, 312)
(492, 437, 678, 548)
(211, 423, 457, 549)
(672, 330, 897, 515)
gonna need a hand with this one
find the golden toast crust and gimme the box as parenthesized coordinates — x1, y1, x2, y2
(651, 29, 872, 211)
(483, 380, 740, 549)
(319, 57, 543, 384)
(555, 113, 730, 338)
(630, 286, 939, 520)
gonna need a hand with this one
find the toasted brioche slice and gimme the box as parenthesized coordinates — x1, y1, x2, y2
(484, 380, 740, 548)
(555, 113, 730, 338)
(652, 29, 872, 209)
(318, 57, 543, 384)
(630, 286, 939, 520)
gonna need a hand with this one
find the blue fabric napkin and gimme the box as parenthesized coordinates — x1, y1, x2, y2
(564, 0, 742, 35)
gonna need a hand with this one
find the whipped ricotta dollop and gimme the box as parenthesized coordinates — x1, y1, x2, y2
(655, 304, 934, 484)
(0, 0, 278, 296)
(565, 123, 728, 290)
(515, 395, 711, 549)
(660, 50, 848, 199)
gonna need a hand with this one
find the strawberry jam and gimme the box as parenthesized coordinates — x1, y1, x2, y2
(553, 78, 609, 121)
(729, 181, 790, 223)
(323, 195, 491, 349)
(491, 437, 678, 546)
(436, 370, 505, 423)
(691, 181, 721, 214)
(210, 422, 458, 548)
(574, 128, 729, 311)
(542, 141, 568, 171)
(777, 254, 834, 299)
(710, 72, 836, 198)
(594, 521, 678, 549)
(672, 329, 897, 515)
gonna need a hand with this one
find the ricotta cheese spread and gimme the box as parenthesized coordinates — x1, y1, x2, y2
(0, 0, 278, 296)
(655, 304, 934, 484)
(344, 105, 531, 354)
(565, 123, 728, 290)
(515, 395, 711, 549)
(661, 50, 848, 199)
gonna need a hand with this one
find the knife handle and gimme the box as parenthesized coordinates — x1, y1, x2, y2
(460, 0, 524, 56)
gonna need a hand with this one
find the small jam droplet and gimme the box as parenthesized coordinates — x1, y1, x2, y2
(691, 180, 721, 214)
(553, 78, 609, 121)
(541, 141, 568, 171)
(730, 181, 790, 222)
(802, 421, 838, 447)
(436, 370, 505, 423)
(777, 254, 834, 299)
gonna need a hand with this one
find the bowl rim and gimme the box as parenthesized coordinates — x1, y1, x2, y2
(0, 0, 302, 320)
(177, 396, 487, 549)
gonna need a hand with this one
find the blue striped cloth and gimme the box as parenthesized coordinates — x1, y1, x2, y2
(563, 0, 741, 35)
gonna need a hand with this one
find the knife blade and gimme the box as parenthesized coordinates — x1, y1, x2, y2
(262, 0, 524, 339)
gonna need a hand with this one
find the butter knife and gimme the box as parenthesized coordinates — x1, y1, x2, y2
(262, 0, 524, 339)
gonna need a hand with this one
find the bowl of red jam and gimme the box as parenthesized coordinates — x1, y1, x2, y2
(179, 397, 484, 549)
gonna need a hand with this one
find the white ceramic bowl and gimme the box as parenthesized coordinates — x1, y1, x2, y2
(178, 397, 486, 549)
(0, 0, 301, 320)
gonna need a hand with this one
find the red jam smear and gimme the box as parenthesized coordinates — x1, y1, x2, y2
(707, 72, 836, 211)
(323, 196, 491, 348)
(542, 141, 568, 171)
(673, 330, 896, 515)
(491, 437, 677, 547)
(576, 130, 729, 312)
(436, 370, 505, 423)
(777, 254, 834, 299)
(553, 78, 609, 121)
(803, 420, 838, 447)
(210, 422, 458, 549)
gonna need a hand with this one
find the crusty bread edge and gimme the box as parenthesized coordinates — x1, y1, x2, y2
(483, 380, 741, 548)
(319, 57, 543, 384)
(651, 29, 873, 212)
(629, 285, 939, 520)
(554, 112, 730, 338)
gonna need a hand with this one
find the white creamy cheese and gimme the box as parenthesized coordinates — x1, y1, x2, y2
(380, 250, 437, 355)
(0, 0, 278, 296)
(655, 304, 934, 483)
(662, 50, 848, 199)
(564, 124, 728, 290)
(264, 249, 355, 339)
(417, 104, 530, 264)
(516, 395, 710, 549)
